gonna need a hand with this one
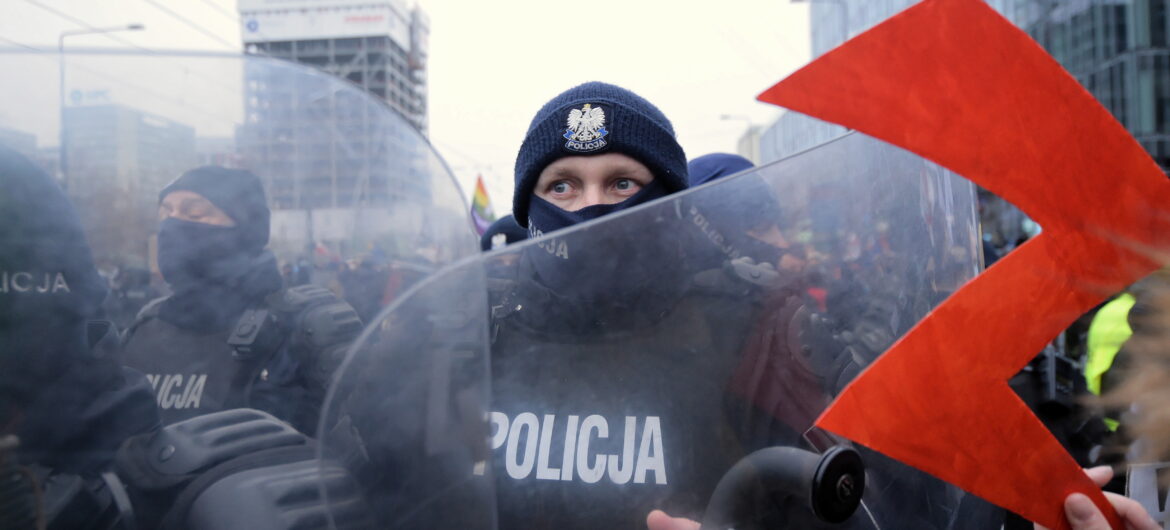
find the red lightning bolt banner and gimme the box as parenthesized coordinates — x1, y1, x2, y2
(759, 0, 1170, 528)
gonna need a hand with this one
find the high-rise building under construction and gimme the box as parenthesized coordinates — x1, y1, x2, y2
(235, 0, 430, 212)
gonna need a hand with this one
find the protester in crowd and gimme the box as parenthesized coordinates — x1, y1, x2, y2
(339, 255, 390, 323)
(1105, 270, 1170, 460)
(1033, 466, 1160, 530)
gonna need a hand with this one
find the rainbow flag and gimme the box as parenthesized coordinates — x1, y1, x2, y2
(470, 175, 496, 235)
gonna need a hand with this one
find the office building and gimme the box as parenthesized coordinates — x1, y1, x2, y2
(61, 103, 196, 267)
(1011, 0, 1170, 169)
(759, 0, 1018, 163)
(761, 0, 1168, 171)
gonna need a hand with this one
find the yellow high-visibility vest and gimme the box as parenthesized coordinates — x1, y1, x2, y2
(1085, 293, 1136, 397)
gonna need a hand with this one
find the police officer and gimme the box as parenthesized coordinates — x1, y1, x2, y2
(0, 144, 159, 528)
(120, 166, 361, 433)
(686, 152, 754, 187)
(484, 82, 840, 529)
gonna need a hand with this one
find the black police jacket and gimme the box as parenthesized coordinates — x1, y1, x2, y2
(486, 261, 820, 529)
(120, 285, 362, 433)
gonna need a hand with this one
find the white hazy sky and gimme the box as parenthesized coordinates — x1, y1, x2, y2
(1, 0, 812, 214)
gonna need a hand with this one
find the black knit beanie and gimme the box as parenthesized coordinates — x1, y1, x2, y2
(512, 82, 688, 227)
(159, 166, 270, 251)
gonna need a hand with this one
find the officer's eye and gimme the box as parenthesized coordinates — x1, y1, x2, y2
(614, 179, 638, 192)
(551, 181, 572, 194)
(184, 199, 218, 219)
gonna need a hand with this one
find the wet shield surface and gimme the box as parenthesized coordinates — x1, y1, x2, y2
(1, 46, 994, 529)
(321, 132, 997, 529)
(0, 48, 482, 528)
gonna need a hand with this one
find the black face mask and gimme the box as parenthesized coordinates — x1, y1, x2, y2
(517, 180, 686, 334)
(157, 218, 252, 289)
(156, 218, 281, 331)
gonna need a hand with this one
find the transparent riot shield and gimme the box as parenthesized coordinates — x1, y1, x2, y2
(0, 49, 481, 528)
(318, 258, 493, 529)
(1, 48, 473, 324)
(322, 131, 993, 529)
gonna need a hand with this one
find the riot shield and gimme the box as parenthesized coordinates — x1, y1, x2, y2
(1, 48, 473, 326)
(321, 131, 994, 529)
(0, 49, 480, 528)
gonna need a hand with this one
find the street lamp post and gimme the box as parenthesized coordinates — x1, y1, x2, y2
(58, 23, 144, 190)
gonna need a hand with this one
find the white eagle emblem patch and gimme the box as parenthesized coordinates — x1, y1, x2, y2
(563, 103, 609, 152)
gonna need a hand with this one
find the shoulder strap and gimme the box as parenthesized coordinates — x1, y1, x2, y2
(266, 284, 340, 316)
(224, 285, 362, 411)
(272, 284, 363, 351)
(120, 295, 169, 344)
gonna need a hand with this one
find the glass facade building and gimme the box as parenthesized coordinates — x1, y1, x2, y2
(60, 104, 197, 268)
(1011, 0, 1170, 169)
(762, 0, 1170, 171)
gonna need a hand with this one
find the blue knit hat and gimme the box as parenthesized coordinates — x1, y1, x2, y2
(512, 82, 688, 227)
(687, 153, 755, 187)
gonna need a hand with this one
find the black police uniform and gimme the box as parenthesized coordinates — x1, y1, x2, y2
(0, 144, 159, 529)
(483, 239, 845, 530)
(119, 166, 362, 434)
(121, 283, 362, 433)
